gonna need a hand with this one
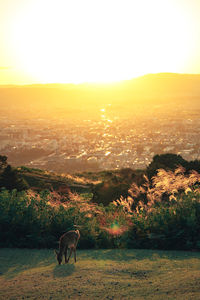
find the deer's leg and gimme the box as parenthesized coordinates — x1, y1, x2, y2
(64, 247, 68, 263)
(67, 247, 73, 263)
(74, 247, 76, 263)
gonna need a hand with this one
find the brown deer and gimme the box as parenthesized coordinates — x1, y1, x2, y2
(55, 230, 80, 265)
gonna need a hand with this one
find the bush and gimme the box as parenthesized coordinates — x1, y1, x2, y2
(127, 190, 200, 250)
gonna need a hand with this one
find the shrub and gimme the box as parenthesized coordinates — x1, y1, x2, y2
(121, 167, 200, 250)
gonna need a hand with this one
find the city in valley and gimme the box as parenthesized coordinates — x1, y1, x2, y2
(1, 101, 199, 174)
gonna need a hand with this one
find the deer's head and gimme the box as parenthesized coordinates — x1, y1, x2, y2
(55, 250, 62, 265)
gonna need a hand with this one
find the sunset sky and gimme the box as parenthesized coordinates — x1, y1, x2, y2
(0, 0, 200, 85)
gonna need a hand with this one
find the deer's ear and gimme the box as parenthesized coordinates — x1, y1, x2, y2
(54, 250, 58, 255)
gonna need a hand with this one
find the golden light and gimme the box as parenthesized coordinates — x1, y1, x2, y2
(9, 0, 195, 84)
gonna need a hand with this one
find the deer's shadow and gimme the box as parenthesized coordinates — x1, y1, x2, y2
(53, 263, 75, 278)
(0, 248, 76, 279)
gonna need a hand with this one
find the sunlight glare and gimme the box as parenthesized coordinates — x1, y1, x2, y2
(9, 0, 194, 83)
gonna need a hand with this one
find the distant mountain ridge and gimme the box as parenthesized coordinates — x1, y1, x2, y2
(0, 73, 200, 111)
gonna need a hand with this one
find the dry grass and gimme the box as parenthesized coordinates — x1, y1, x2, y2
(26, 189, 101, 218)
(0, 248, 200, 300)
(114, 167, 200, 215)
(60, 173, 101, 185)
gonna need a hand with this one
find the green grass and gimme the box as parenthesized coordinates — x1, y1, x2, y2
(0, 248, 200, 300)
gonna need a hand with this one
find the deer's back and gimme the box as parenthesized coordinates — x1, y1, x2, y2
(60, 230, 80, 249)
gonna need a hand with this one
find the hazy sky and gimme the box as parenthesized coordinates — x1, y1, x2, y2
(0, 0, 200, 84)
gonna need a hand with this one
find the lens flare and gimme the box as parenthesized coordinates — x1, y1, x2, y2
(104, 221, 128, 236)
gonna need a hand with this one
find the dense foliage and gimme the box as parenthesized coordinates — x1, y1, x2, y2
(0, 166, 200, 250)
(1, 153, 200, 250)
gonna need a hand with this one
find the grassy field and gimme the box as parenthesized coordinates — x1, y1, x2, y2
(0, 248, 200, 300)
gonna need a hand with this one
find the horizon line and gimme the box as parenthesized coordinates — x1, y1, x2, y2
(0, 72, 200, 87)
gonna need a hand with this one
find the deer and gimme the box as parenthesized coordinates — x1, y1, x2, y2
(55, 230, 80, 265)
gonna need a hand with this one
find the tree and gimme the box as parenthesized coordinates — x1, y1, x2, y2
(0, 155, 7, 171)
(92, 180, 129, 206)
(147, 153, 187, 178)
(0, 165, 29, 191)
(187, 159, 200, 173)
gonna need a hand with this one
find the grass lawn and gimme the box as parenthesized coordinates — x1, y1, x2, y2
(0, 248, 200, 300)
